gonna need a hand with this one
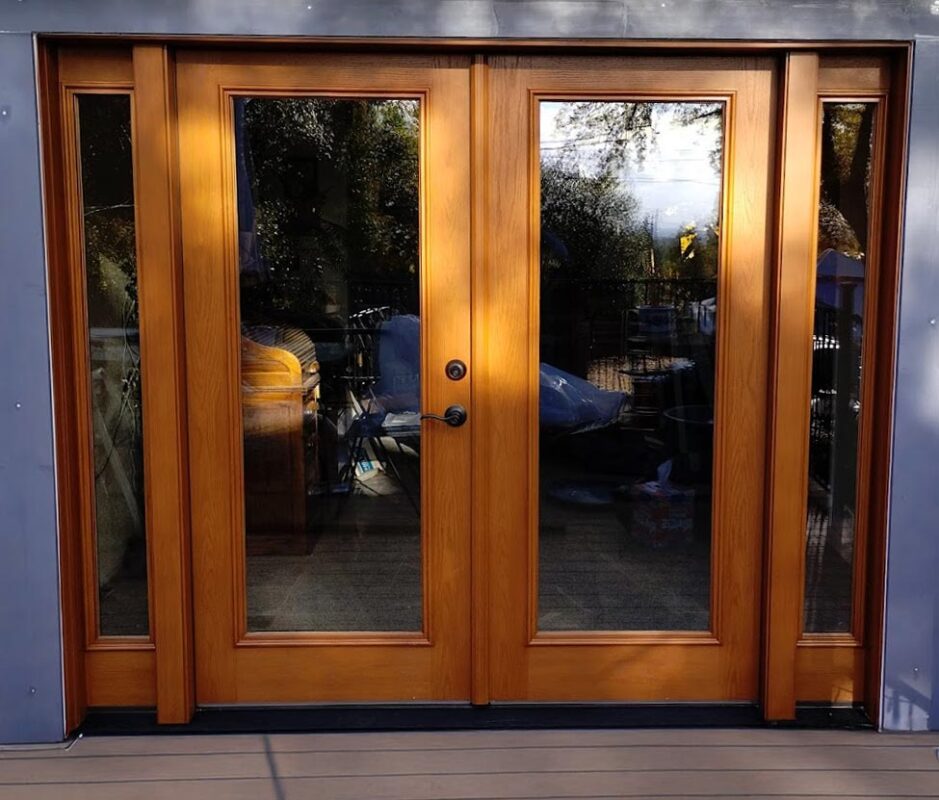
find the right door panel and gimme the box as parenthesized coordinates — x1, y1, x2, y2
(480, 56, 776, 701)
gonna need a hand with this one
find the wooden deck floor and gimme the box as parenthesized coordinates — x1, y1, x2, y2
(1, 728, 938, 799)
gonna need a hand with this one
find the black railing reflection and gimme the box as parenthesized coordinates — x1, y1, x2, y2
(809, 300, 862, 492)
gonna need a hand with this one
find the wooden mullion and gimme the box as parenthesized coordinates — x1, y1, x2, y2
(469, 53, 491, 707)
(762, 51, 820, 720)
(132, 44, 195, 724)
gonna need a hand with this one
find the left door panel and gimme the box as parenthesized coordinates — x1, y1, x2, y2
(177, 51, 473, 703)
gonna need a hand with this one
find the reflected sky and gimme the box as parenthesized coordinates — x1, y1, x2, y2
(541, 101, 723, 235)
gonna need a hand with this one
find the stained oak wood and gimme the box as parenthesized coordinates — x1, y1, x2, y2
(57, 45, 133, 85)
(795, 639, 866, 703)
(48, 45, 157, 717)
(85, 647, 156, 707)
(780, 55, 902, 717)
(176, 51, 473, 702)
(38, 44, 87, 734)
(481, 55, 776, 702)
(43, 41, 905, 723)
(763, 52, 820, 720)
(469, 54, 491, 706)
(818, 55, 892, 93)
(132, 44, 195, 724)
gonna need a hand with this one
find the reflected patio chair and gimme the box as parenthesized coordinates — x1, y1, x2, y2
(339, 307, 421, 511)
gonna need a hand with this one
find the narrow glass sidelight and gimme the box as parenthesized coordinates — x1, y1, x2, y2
(804, 102, 877, 634)
(234, 96, 423, 633)
(537, 100, 724, 632)
(76, 94, 149, 637)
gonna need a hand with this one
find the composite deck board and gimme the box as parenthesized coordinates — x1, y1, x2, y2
(0, 751, 270, 783)
(0, 779, 278, 800)
(271, 745, 939, 775)
(265, 729, 939, 751)
(0, 729, 937, 799)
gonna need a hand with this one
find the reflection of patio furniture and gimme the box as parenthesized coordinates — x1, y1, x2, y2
(241, 325, 321, 553)
(808, 249, 864, 506)
(626, 304, 677, 359)
(663, 404, 714, 483)
(540, 363, 628, 432)
(619, 356, 694, 420)
(341, 308, 421, 509)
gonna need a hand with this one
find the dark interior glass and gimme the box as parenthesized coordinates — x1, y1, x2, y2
(537, 100, 724, 632)
(235, 96, 422, 632)
(77, 93, 149, 637)
(804, 102, 876, 634)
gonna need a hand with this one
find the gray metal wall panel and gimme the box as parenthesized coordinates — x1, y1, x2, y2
(1, 0, 939, 742)
(2, 0, 939, 40)
(881, 35, 939, 733)
(0, 32, 65, 744)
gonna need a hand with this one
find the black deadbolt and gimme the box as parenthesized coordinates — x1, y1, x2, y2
(445, 359, 468, 381)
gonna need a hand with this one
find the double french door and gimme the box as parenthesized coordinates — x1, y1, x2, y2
(177, 51, 774, 704)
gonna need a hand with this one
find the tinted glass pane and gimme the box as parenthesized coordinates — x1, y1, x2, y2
(77, 93, 149, 637)
(538, 101, 724, 631)
(235, 97, 422, 632)
(804, 102, 876, 634)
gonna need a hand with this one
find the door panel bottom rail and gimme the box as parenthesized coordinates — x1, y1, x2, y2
(77, 702, 871, 735)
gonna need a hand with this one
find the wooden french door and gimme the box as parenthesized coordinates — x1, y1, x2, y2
(178, 50, 774, 705)
(477, 56, 776, 701)
(43, 41, 903, 725)
(178, 52, 473, 702)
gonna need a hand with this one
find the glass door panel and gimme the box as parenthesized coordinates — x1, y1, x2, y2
(803, 101, 879, 635)
(234, 96, 423, 634)
(74, 92, 151, 638)
(538, 100, 724, 633)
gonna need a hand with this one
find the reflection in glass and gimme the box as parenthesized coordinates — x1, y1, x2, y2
(804, 103, 876, 633)
(538, 101, 723, 631)
(77, 94, 149, 636)
(235, 97, 422, 632)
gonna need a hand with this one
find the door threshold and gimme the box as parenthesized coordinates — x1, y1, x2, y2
(78, 702, 871, 736)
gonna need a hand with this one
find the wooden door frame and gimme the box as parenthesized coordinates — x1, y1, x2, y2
(40, 42, 193, 726)
(40, 39, 908, 731)
(763, 52, 909, 720)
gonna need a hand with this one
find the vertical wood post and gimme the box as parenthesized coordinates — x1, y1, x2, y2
(763, 52, 820, 720)
(132, 44, 195, 724)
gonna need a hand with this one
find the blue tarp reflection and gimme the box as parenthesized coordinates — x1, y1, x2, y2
(371, 314, 628, 431)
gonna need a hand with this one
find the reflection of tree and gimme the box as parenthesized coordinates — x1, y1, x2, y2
(555, 100, 723, 172)
(79, 94, 137, 343)
(541, 101, 723, 376)
(542, 101, 722, 287)
(541, 160, 649, 283)
(238, 98, 420, 325)
(78, 95, 142, 486)
(819, 103, 874, 257)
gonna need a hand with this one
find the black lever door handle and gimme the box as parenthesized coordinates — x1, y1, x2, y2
(420, 404, 467, 427)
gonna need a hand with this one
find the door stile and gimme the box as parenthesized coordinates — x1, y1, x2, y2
(132, 43, 195, 725)
(762, 52, 820, 721)
(469, 53, 492, 706)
